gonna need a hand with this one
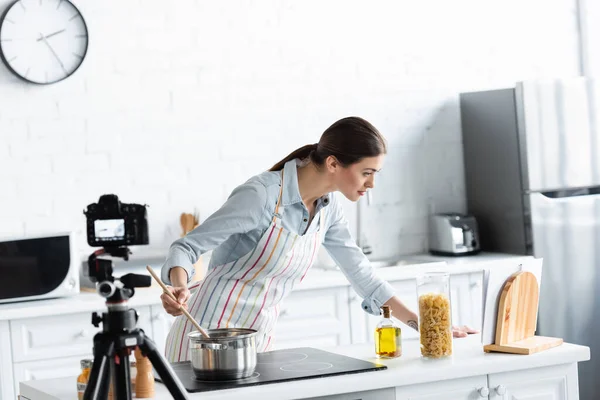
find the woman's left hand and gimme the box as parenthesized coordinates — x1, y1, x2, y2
(452, 325, 479, 338)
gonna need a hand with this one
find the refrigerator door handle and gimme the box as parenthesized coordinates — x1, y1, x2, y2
(538, 185, 600, 200)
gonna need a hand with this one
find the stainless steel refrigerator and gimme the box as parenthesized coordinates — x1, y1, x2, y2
(460, 77, 600, 400)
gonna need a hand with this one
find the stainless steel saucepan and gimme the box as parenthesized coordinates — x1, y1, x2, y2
(188, 328, 258, 380)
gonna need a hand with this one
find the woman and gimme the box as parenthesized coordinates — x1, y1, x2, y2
(160, 116, 476, 362)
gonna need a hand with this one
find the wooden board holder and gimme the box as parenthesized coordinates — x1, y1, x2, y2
(483, 271, 563, 355)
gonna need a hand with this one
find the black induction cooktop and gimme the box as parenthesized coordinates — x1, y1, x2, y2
(159, 347, 387, 393)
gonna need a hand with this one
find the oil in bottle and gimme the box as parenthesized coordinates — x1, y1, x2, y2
(375, 305, 402, 358)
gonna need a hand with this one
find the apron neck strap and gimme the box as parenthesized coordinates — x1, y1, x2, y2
(319, 208, 324, 231)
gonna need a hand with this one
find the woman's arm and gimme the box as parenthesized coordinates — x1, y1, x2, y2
(385, 296, 419, 331)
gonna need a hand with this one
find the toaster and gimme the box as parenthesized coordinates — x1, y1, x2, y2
(429, 213, 481, 256)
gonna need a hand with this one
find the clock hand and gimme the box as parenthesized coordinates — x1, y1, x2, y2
(38, 33, 68, 74)
(36, 29, 66, 41)
(0, 37, 39, 41)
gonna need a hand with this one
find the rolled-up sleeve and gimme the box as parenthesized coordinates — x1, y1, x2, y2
(161, 181, 267, 285)
(322, 197, 395, 316)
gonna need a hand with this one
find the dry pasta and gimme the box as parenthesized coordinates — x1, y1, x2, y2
(418, 293, 452, 358)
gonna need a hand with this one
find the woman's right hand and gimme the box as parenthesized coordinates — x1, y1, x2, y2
(161, 286, 191, 316)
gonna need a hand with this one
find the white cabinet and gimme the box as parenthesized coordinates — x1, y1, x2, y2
(487, 363, 577, 400)
(149, 304, 175, 357)
(394, 363, 579, 400)
(10, 311, 101, 362)
(13, 356, 83, 384)
(307, 387, 395, 400)
(10, 306, 153, 363)
(8, 306, 153, 397)
(450, 272, 483, 331)
(0, 321, 15, 400)
(274, 287, 351, 350)
(395, 375, 489, 400)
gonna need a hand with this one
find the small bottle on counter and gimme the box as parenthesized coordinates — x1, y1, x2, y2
(77, 359, 93, 400)
(374, 305, 402, 358)
(135, 346, 155, 398)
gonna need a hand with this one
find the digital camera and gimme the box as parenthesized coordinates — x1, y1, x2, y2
(84, 194, 149, 248)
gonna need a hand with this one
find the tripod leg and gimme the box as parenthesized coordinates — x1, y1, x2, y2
(83, 335, 113, 400)
(114, 351, 132, 400)
(139, 336, 189, 400)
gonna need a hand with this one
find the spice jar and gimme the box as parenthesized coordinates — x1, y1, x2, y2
(77, 359, 93, 400)
(416, 271, 453, 358)
(135, 347, 155, 398)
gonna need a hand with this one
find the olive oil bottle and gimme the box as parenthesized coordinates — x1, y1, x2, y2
(375, 305, 402, 358)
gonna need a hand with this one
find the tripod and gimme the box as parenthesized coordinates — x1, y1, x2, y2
(83, 248, 189, 400)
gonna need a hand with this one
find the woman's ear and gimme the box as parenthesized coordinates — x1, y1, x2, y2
(325, 155, 339, 173)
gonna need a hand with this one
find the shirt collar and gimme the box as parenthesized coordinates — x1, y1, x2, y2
(281, 159, 331, 207)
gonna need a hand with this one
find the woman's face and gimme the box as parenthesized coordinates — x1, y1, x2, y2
(335, 155, 385, 202)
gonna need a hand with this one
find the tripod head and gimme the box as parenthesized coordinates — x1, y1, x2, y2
(87, 246, 151, 332)
(87, 246, 151, 303)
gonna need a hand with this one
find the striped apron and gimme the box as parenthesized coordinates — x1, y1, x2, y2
(165, 170, 324, 362)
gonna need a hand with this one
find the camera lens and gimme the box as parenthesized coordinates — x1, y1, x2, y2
(97, 281, 116, 298)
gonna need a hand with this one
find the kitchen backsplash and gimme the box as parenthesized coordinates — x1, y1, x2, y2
(0, 0, 580, 261)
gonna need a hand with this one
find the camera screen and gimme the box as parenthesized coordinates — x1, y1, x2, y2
(94, 219, 125, 241)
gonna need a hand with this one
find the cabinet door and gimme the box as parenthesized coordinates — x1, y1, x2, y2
(11, 308, 154, 396)
(307, 387, 395, 400)
(273, 287, 351, 349)
(395, 375, 489, 400)
(0, 321, 15, 400)
(149, 305, 176, 357)
(450, 272, 483, 331)
(488, 363, 577, 400)
(10, 306, 152, 362)
(13, 356, 83, 386)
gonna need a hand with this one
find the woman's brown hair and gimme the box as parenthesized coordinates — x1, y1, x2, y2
(270, 116, 387, 171)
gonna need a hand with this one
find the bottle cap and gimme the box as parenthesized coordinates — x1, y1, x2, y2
(80, 359, 93, 369)
(381, 305, 391, 318)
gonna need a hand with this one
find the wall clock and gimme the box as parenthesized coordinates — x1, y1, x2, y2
(0, 0, 89, 84)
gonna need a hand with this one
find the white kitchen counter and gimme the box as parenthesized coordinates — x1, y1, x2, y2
(19, 335, 590, 400)
(0, 252, 529, 321)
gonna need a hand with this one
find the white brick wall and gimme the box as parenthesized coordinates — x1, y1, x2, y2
(0, 0, 581, 261)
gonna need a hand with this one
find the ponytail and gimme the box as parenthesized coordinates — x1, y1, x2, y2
(269, 116, 387, 172)
(270, 143, 318, 171)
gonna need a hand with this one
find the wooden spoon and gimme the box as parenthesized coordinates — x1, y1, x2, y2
(145, 265, 210, 339)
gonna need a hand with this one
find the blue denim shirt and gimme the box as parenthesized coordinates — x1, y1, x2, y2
(162, 159, 395, 315)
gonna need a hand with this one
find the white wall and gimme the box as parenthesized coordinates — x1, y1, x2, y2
(581, 0, 600, 77)
(0, 0, 581, 261)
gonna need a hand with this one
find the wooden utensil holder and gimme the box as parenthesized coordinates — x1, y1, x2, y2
(483, 271, 563, 355)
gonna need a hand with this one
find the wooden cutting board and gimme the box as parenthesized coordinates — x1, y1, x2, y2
(484, 271, 563, 355)
(495, 271, 538, 344)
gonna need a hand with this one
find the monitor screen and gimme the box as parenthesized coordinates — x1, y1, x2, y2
(94, 219, 125, 241)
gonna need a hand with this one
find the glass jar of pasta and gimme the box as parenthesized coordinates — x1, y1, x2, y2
(416, 271, 453, 358)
